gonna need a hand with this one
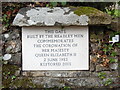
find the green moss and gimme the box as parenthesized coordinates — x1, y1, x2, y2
(11, 77, 43, 88)
(2, 64, 20, 88)
(3, 64, 20, 75)
(2, 64, 43, 88)
(71, 6, 104, 16)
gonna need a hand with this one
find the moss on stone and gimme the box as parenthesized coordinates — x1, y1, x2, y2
(2, 64, 20, 88)
(11, 77, 43, 88)
(70, 6, 104, 16)
(3, 64, 20, 75)
(2, 64, 43, 88)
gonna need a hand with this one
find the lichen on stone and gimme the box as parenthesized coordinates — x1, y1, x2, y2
(13, 7, 112, 26)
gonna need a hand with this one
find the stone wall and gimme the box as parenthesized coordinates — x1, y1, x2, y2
(1, 25, 120, 88)
(1, 7, 120, 89)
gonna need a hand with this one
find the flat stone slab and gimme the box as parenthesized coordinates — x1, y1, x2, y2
(13, 7, 112, 26)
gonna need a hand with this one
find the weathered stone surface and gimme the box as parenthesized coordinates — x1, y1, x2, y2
(22, 71, 45, 77)
(22, 71, 90, 77)
(9, 28, 20, 40)
(96, 65, 110, 71)
(102, 78, 120, 87)
(111, 18, 120, 31)
(3, 28, 20, 41)
(45, 71, 90, 77)
(73, 7, 112, 25)
(2, 26, 9, 33)
(31, 77, 120, 88)
(64, 78, 104, 87)
(91, 71, 119, 77)
(90, 43, 99, 52)
(9, 53, 21, 65)
(3, 54, 12, 60)
(15, 69, 21, 76)
(13, 7, 111, 26)
(32, 77, 65, 88)
(4, 34, 9, 39)
(90, 62, 95, 71)
(5, 6, 119, 89)
(109, 63, 118, 70)
(5, 40, 21, 53)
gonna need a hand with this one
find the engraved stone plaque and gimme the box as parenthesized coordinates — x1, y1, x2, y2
(22, 26, 89, 70)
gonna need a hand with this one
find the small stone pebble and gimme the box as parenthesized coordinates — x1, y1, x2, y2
(4, 34, 9, 39)
(3, 54, 12, 60)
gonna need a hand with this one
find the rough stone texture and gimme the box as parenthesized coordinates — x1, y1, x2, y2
(109, 63, 118, 70)
(3, 54, 12, 61)
(90, 61, 95, 71)
(7, 28, 20, 40)
(32, 77, 65, 88)
(1, 26, 118, 88)
(1, 26, 117, 88)
(23, 71, 90, 77)
(15, 69, 21, 76)
(1, 26, 120, 88)
(9, 53, 22, 65)
(23, 71, 45, 77)
(5, 40, 21, 53)
(2, 7, 119, 88)
(96, 65, 110, 72)
(111, 18, 120, 31)
(31, 77, 120, 88)
(12, 7, 111, 27)
(91, 71, 119, 77)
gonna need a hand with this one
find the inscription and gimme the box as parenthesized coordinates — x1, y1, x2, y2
(22, 27, 89, 70)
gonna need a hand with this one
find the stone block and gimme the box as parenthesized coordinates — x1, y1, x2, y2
(22, 71, 45, 77)
(109, 63, 118, 70)
(32, 77, 65, 88)
(91, 71, 119, 77)
(90, 62, 95, 71)
(5, 40, 21, 54)
(9, 53, 21, 65)
(45, 71, 90, 77)
(15, 70, 21, 76)
(13, 7, 111, 27)
(96, 65, 110, 71)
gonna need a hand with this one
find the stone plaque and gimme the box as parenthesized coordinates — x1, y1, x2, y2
(22, 26, 89, 70)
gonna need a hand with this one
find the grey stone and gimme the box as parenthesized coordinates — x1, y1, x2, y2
(13, 7, 111, 27)
(15, 70, 21, 76)
(4, 28, 20, 41)
(32, 77, 65, 88)
(2, 26, 9, 33)
(91, 71, 119, 77)
(90, 43, 99, 52)
(0, 39, 4, 52)
(22, 71, 45, 77)
(109, 63, 118, 70)
(4, 34, 9, 39)
(10, 29, 20, 40)
(5, 40, 21, 53)
(96, 65, 110, 71)
(19, 77, 120, 88)
(0, 54, 2, 60)
(45, 71, 90, 77)
(61, 78, 103, 88)
(90, 62, 95, 71)
(111, 18, 120, 31)
(13, 7, 88, 26)
(9, 53, 21, 65)
(23, 71, 90, 78)
(102, 78, 120, 87)
(3, 54, 12, 60)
